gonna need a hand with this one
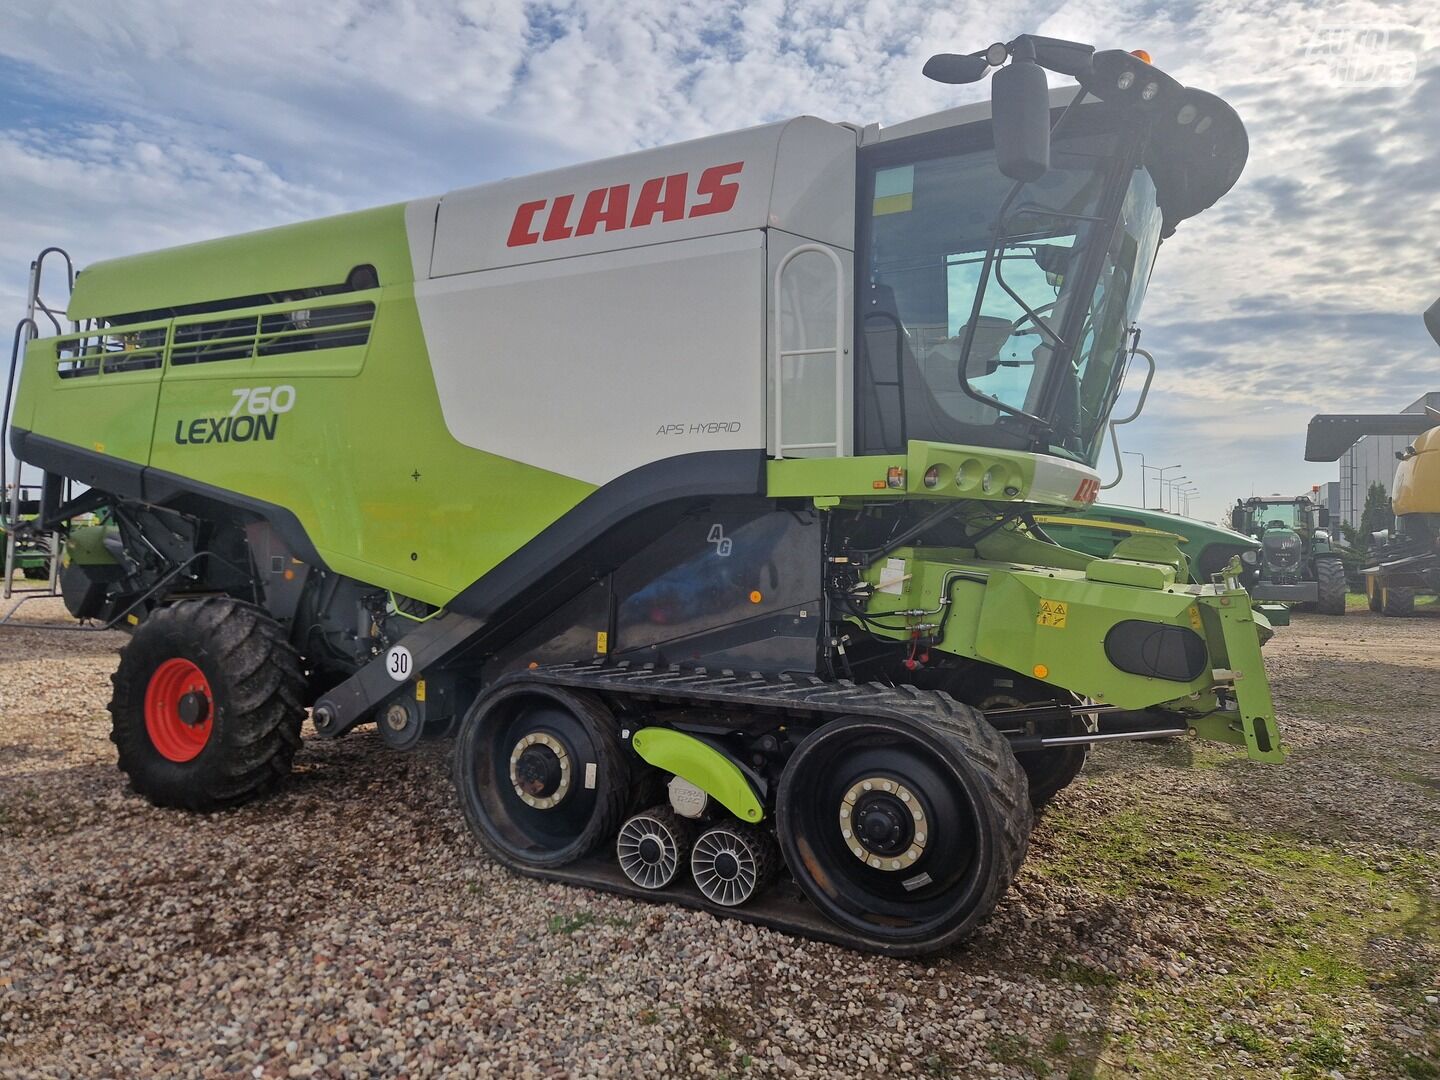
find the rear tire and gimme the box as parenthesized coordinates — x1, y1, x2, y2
(1381, 584, 1415, 617)
(22, 564, 49, 580)
(1314, 558, 1347, 616)
(1366, 575, 1383, 612)
(108, 598, 306, 810)
(776, 706, 1031, 955)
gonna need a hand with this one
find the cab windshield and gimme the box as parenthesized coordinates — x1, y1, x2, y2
(1251, 504, 1302, 529)
(856, 117, 1163, 465)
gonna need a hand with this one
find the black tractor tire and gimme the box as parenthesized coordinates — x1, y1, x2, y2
(776, 706, 1031, 955)
(1314, 558, 1348, 616)
(1381, 584, 1416, 617)
(22, 563, 50, 580)
(1017, 729, 1089, 810)
(922, 669, 1085, 810)
(1366, 576, 1383, 612)
(453, 683, 631, 872)
(108, 598, 306, 810)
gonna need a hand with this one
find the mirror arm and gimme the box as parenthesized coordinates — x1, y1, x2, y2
(1100, 346, 1155, 490)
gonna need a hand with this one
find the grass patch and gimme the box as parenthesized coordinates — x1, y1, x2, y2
(987, 1034, 1051, 1076)
(1029, 806, 1440, 1075)
(1048, 959, 1120, 988)
(546, 911, 596, 935)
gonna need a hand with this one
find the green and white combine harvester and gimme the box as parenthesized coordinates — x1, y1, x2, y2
(3, 37, 1282, 954)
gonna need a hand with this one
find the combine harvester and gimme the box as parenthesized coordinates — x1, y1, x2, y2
(1306, 299, 1440, 617)
(3, 37, 1282, 954)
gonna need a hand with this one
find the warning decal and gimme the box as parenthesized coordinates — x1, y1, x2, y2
(1037, 600, 1068, 629)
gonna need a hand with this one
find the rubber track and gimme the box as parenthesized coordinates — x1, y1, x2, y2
(491, 661, 1033, 953)
(109, 597, 306, 810)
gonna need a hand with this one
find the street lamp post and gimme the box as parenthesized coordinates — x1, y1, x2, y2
(1162, 475, 1189, 513)
(1154, 465, 1185, 511)
(1176, 484, 1199, 517)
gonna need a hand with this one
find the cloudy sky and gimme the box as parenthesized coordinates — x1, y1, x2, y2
(2, 0, 1435, 521)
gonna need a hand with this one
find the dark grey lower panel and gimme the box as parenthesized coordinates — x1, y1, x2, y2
(1250, 582, 1318, 603)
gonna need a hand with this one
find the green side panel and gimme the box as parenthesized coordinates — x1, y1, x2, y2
(630, 727, 765, 823)
(66, 525, 119, 567)
(765, 441, 1040, 505)
(19, 204, 598, 608)
(17, 329, 165, 467)
(766, 454, 907, 498)
(1084, 557, 1175, 590)
(66, 204, 418, 320)
(144, 280, 594, 606)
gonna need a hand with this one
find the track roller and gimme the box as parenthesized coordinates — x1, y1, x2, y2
(453, 683, 630, 870)
(776, 709, 1031, 953)
(690, 822, 778, 907)
(616, 806, 694, 890)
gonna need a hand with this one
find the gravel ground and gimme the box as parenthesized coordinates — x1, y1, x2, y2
(2, 590, 1437, 1079)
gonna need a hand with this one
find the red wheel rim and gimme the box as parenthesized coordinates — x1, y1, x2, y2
(144, 658, 214, 762)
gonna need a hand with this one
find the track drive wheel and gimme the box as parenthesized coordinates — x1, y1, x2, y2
(777, 708, 1031, 955)
(690, 823, 778, 907)
(1381, 583, 1415, 617)
(616, 806, 695, 890)
(108, 598, 306, 810)
(1314, 558, 1347, 616)
(453, 683, 629, 870)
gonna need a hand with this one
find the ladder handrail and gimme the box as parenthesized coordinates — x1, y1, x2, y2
(5, 246, 75, 598)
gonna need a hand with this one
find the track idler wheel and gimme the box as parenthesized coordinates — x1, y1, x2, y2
(776, 710, 1031, 954)
(454, 684, 629, 871)
(691, 823, 778, 907)
(616, 806, 695, 890)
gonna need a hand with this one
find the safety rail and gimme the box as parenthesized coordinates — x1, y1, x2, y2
(45, 298, 377, 379)
(4, 248, 76, 600)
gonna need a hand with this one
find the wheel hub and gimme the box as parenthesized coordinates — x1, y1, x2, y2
(177, 690, 210, 727)
(852, 794, 911, 856)
(839, 776, 929, 871)
(616, 812, 686, 890)
(143, 658, 215, 763)
(509, 731, 572, 809)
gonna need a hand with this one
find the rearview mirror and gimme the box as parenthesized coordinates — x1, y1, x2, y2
(1426, 296, 1440, 348)
(922, 53, 990, 85)
(991, 37, 1051, 182)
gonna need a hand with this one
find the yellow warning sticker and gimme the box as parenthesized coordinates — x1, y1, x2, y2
(1188, 605, 1203, 631)
(415, 679, 427, 703)
(1037, 600, 1068, 629)
(596, 631, 609, 655)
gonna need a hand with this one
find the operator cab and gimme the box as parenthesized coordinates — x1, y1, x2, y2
(846, 44, 1246, 471)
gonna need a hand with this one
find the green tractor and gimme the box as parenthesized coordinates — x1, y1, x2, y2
(1035, 504, 1292, 625)
(1229, 495, 1347, 615)
(1035, 503, 1262, 584)
(5, 38, 1281, 954)
(1, 484, 54, 583)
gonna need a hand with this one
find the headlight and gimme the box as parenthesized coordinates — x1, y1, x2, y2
(1241, 550, 1258, 565)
